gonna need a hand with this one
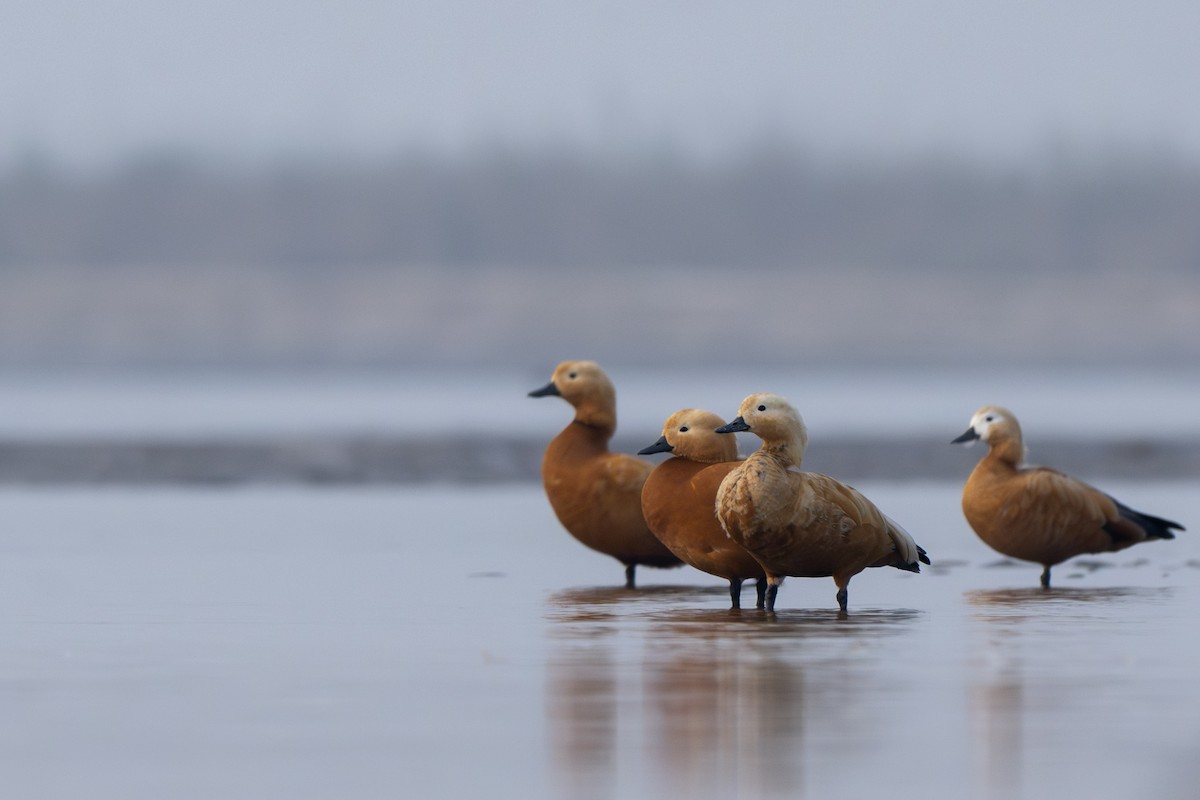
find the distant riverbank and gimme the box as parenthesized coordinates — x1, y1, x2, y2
(0, 435, 1194, 485)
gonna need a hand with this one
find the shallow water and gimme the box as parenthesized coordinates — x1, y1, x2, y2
(0, 482, 1196, 799)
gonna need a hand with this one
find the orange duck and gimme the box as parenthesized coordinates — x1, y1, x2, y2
(529, 360, 682, 587)
(715, 393, 928, 612)
(638, 409, 767, 609)
(953, 405, 1182, 588)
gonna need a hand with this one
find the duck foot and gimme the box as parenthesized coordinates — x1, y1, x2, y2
(835, 587, 848, 612)
(625, 564, 636, 589)
(1040, 566, 1051, 589)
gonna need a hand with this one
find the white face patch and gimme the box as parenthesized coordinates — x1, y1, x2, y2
(971, 410, 1004, 442)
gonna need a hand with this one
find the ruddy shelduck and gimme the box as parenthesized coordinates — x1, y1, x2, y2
(714, 393, 928, 612)
(638, 409, 768, 609)
(529, 360, 682, 587)
(953, 405, 1182, 588)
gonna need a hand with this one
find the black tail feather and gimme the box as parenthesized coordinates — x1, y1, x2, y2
(876, 543, 929, 573)
(1113, 498, 1184, 540)
(887, 544, 929, 573)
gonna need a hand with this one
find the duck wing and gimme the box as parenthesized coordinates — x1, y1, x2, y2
(1017, 465, 1106, 512)
(807, 475, 927, 571)
(1020, 466, 1137, 541)
(601, 452, 653, 493)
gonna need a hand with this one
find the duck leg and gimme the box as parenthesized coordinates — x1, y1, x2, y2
(834, 578, 850, 612)
(625, 564, 637, 589)
(754, 579, 768, 610)
(764, 578, 781, 612)
(1040, 565, 1051, 589)
(728, 578, 744, 609)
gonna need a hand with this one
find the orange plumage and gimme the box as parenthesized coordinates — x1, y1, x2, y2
(715, 393, 928, 612)
(639, 409, 766, 608)
(954, 405, 1182, 587)
(530, 361, 682, 586)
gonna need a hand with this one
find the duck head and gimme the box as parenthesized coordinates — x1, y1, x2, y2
(529, 360, 618, 430)
(953, 405, 1026, 463)
(716, 393, 808, 464)
(952, 405, 1021, 444)
(639, 409, 737, 463)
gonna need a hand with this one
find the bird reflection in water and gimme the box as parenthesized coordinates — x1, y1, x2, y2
(545, 586, 711, 800)
(966, 585, 1172, 621)
(545, 641, 620, 800)
(963, 585, 1173, 799)
(967, 651, 1024, 800)
(547, 586, 919, 799)
(642, 615, 805, 799)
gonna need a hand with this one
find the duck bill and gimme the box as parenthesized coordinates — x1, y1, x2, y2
(951, 427, 980, 444)
(715, 417, 751, 434)
(637, 436, 674, 455)
(528, 381, 560, 398)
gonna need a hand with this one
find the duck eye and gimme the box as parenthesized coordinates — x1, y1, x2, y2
(757, 405, 766, 412)
(678, 426, 688, 432)
(985, 415, 994, 422)
(568, 372, 577, 379)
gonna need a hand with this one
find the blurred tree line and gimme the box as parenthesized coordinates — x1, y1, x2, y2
(2, 148, 1198, 274)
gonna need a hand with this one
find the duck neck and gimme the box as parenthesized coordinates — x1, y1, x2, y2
(689, 450, 732, 465)
(572, 405, 616, 437)
(760, 436, 803, 470)
(987, 436, 1024, 467)
(569, 380, 618, 434)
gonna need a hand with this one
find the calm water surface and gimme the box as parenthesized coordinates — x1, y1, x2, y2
(0, 482, 1196, 799)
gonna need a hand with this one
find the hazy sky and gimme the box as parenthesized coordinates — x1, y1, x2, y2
(4, 1, 1199, 167)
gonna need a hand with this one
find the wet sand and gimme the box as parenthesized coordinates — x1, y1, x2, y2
(0, 483, 1196, 799)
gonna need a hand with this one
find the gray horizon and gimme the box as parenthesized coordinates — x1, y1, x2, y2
(5, 2, 1200, 168)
